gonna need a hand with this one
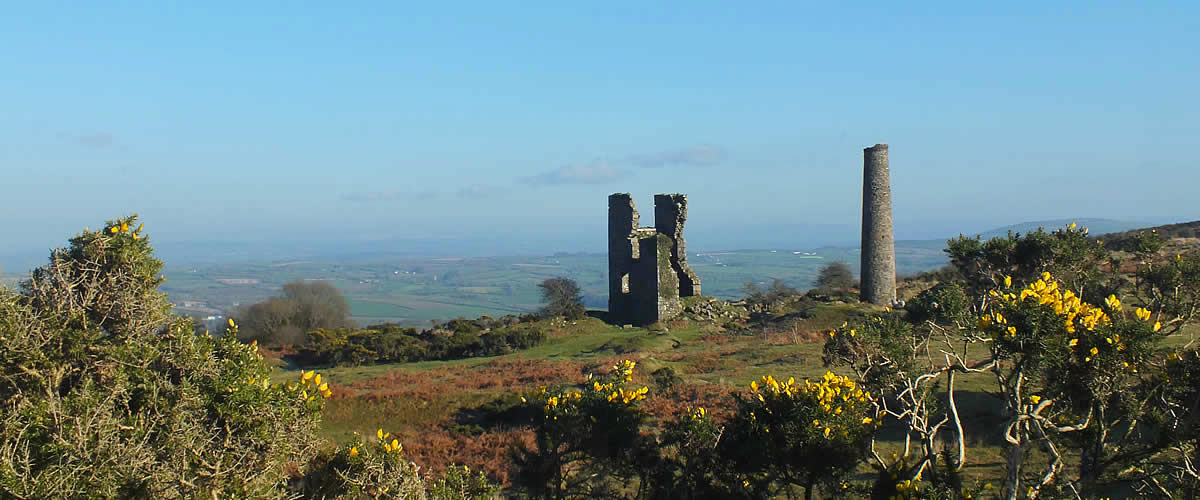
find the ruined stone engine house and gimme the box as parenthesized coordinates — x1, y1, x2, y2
(608, 193, 701, 326)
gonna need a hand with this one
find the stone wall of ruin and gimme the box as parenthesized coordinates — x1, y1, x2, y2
(607, 193, 700, 325)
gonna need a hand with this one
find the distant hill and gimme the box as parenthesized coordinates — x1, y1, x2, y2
(894, 218, 1164, 252)
(1096, 220, 1200, 253)
(978, 218, 1161, 239)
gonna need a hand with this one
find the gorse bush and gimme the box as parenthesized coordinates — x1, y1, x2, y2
(721, 372, 878, 498)
(904, 282, 970, 326)
(0, 216, 332, 497)
(0, 216, 490, 499)
(818, 223, 1200, 499)
(945, 223, 1118, 305)
(299, 428, 426, 499)
(513, 360, 650, 499)
(507, 360, 880, 500)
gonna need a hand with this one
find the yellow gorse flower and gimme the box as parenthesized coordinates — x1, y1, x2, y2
(993, 272, 1111, 338)
(750, 371, 876, 437)
(291, 370, 331, 399)
(606, 386, 649, 404)
(531, 359, 645, 420)
(613, 359, 637, 382)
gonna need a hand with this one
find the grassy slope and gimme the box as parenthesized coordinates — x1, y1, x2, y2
(268, 292, 1200, 490)
(260, 222, 1200, 490)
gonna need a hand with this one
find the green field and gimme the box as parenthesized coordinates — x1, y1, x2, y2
(160, 244, 949, 326)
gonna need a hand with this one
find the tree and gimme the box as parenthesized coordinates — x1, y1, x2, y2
(282, 280, 352, 331)
(814, 261, 855, 290)
(538, 277, 585, 320)
(231, 279, 354, 345)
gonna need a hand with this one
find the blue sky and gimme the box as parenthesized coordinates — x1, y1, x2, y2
(2, 2, 1197, 264)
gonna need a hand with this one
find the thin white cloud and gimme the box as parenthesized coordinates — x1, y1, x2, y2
(628, 145, 726, 168)
(456, 184, 504, 198)
(520, 162, 632, 186)
(340, 190, 439, 202)
(67, 132, 115, 148)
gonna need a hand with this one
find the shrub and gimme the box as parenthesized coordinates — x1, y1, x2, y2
(512, 360, 649, 498)
(0, 216, 346, 498)
(720, 372, 878, 498)
(904, 282, 970, 326)
(743, 279, 800, 308)
(299, 432, 427, 499)
(427, 465, 500, 500)
(0, 216, 463, 499)
(642, 408, 734, 499)
(299, 321, 548, 368)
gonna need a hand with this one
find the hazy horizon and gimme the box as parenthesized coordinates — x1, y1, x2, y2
(1, 215, 1184, 274)
(3, 3, 1197, 271)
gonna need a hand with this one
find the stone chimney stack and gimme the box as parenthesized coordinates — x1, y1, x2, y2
(861, 144, 896, 305)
